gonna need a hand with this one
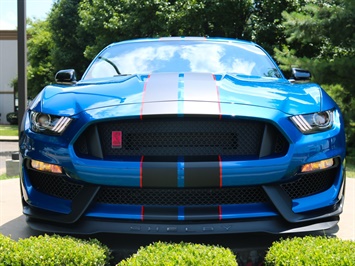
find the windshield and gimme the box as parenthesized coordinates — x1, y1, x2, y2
(82, 40, 283, 80)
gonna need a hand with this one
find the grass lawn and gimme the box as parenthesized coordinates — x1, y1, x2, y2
(347, 164, 355, 178)
(347, 156, 355, 178)
(0, 125, 18, 136)
(0, 174, 19, 180)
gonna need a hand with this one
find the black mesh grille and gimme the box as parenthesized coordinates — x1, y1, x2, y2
(27, 169, 83, 200)
(74, 117, 289, 158)
(281, 167, 338, 199)
(275, 133, 288, 154)
(95, 186, 269, 205)
(102, 118, 261, 156)
(26, 165, 339, 206)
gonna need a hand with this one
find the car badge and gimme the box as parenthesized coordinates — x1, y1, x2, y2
(112, 131, 122, 149)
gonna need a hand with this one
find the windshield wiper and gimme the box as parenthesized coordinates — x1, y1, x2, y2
(98, 56, 121, 75)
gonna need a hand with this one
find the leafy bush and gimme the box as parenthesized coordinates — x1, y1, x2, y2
(265, 236, 355, 265)
(117, 241, 237, 266)
(0, 234, 111, 266)
(0, 234, 17, 265)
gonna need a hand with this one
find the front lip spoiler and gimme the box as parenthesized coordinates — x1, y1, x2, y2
(25, 213, 339, 235)
(263, 185, 344, 223)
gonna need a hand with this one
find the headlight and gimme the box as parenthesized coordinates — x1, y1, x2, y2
(290, 110, 334, 134)
(30, 111, 72, 135)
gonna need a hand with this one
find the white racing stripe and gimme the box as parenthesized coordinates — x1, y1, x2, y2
(141, 73, 179, 116)
(184, 73, 220, 116)
(141, 72, 221, 117)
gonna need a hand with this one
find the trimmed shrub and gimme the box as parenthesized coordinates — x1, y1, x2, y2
(117, 241, 237, 266)
(265, 236, 355, 265)
(0, 234, 18, 265)
(0, 234, 111, 266)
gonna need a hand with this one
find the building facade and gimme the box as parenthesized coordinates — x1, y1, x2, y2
(0, 30, 17, 125)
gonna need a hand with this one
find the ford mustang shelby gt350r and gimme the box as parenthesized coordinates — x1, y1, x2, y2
(20, 37, 346, 235)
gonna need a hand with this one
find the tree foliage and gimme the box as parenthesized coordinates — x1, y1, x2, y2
(78, 0, 253, 58)
(48, 0, 91, 78)
(27, 19, 54, 97)
(249, 0, 295, 54)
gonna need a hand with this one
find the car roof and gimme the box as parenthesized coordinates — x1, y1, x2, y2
(106, 36, 258, 48)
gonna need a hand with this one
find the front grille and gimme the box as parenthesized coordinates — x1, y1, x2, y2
(74, 117, 289, 159)
(95, 187, 269, 205)
(27, 169, 83, 200)
(281, 167, 338, 199)
(27, 165, 339, 206)
(27, 167, 269, 205)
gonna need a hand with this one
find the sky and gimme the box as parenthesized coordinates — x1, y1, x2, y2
(0, 0, 55, 30)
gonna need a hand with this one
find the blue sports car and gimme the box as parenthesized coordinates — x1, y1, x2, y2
(20, 37, 346, 235)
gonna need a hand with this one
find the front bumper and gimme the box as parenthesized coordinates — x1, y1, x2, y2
(21, 166, 345, 235)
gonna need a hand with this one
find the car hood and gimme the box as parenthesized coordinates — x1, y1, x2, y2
(33, 73, 323, 116)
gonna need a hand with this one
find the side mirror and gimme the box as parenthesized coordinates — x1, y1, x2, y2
(290, 68, 311, 81)
(55, 69, 77, 84)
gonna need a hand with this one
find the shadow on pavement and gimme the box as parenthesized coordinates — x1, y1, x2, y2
(89, 228, 338, 265)
(0, 216, 41, 240)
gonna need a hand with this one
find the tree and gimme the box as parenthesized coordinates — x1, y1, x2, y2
(78, 0, 253, 59)
(170, 0, 253, 38)
(27, 19, 54, 98)
(48, 0, 91, 78)
(26, 0, 92, 97)
(78, 0, 169, 59)
(248, 0, 302, 55)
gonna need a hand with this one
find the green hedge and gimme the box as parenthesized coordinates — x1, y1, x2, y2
(0, 234, 17, 265)
(2, 233, 355, 265)
(265, 236, 355, 265)
(117, 241, 237, 266)
(0, 234, 111, 266)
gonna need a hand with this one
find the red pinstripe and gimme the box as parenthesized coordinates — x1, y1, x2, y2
(141, 206, 144, 221)
(218, 155, 222, 188)
(140, 156, 144, 188)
